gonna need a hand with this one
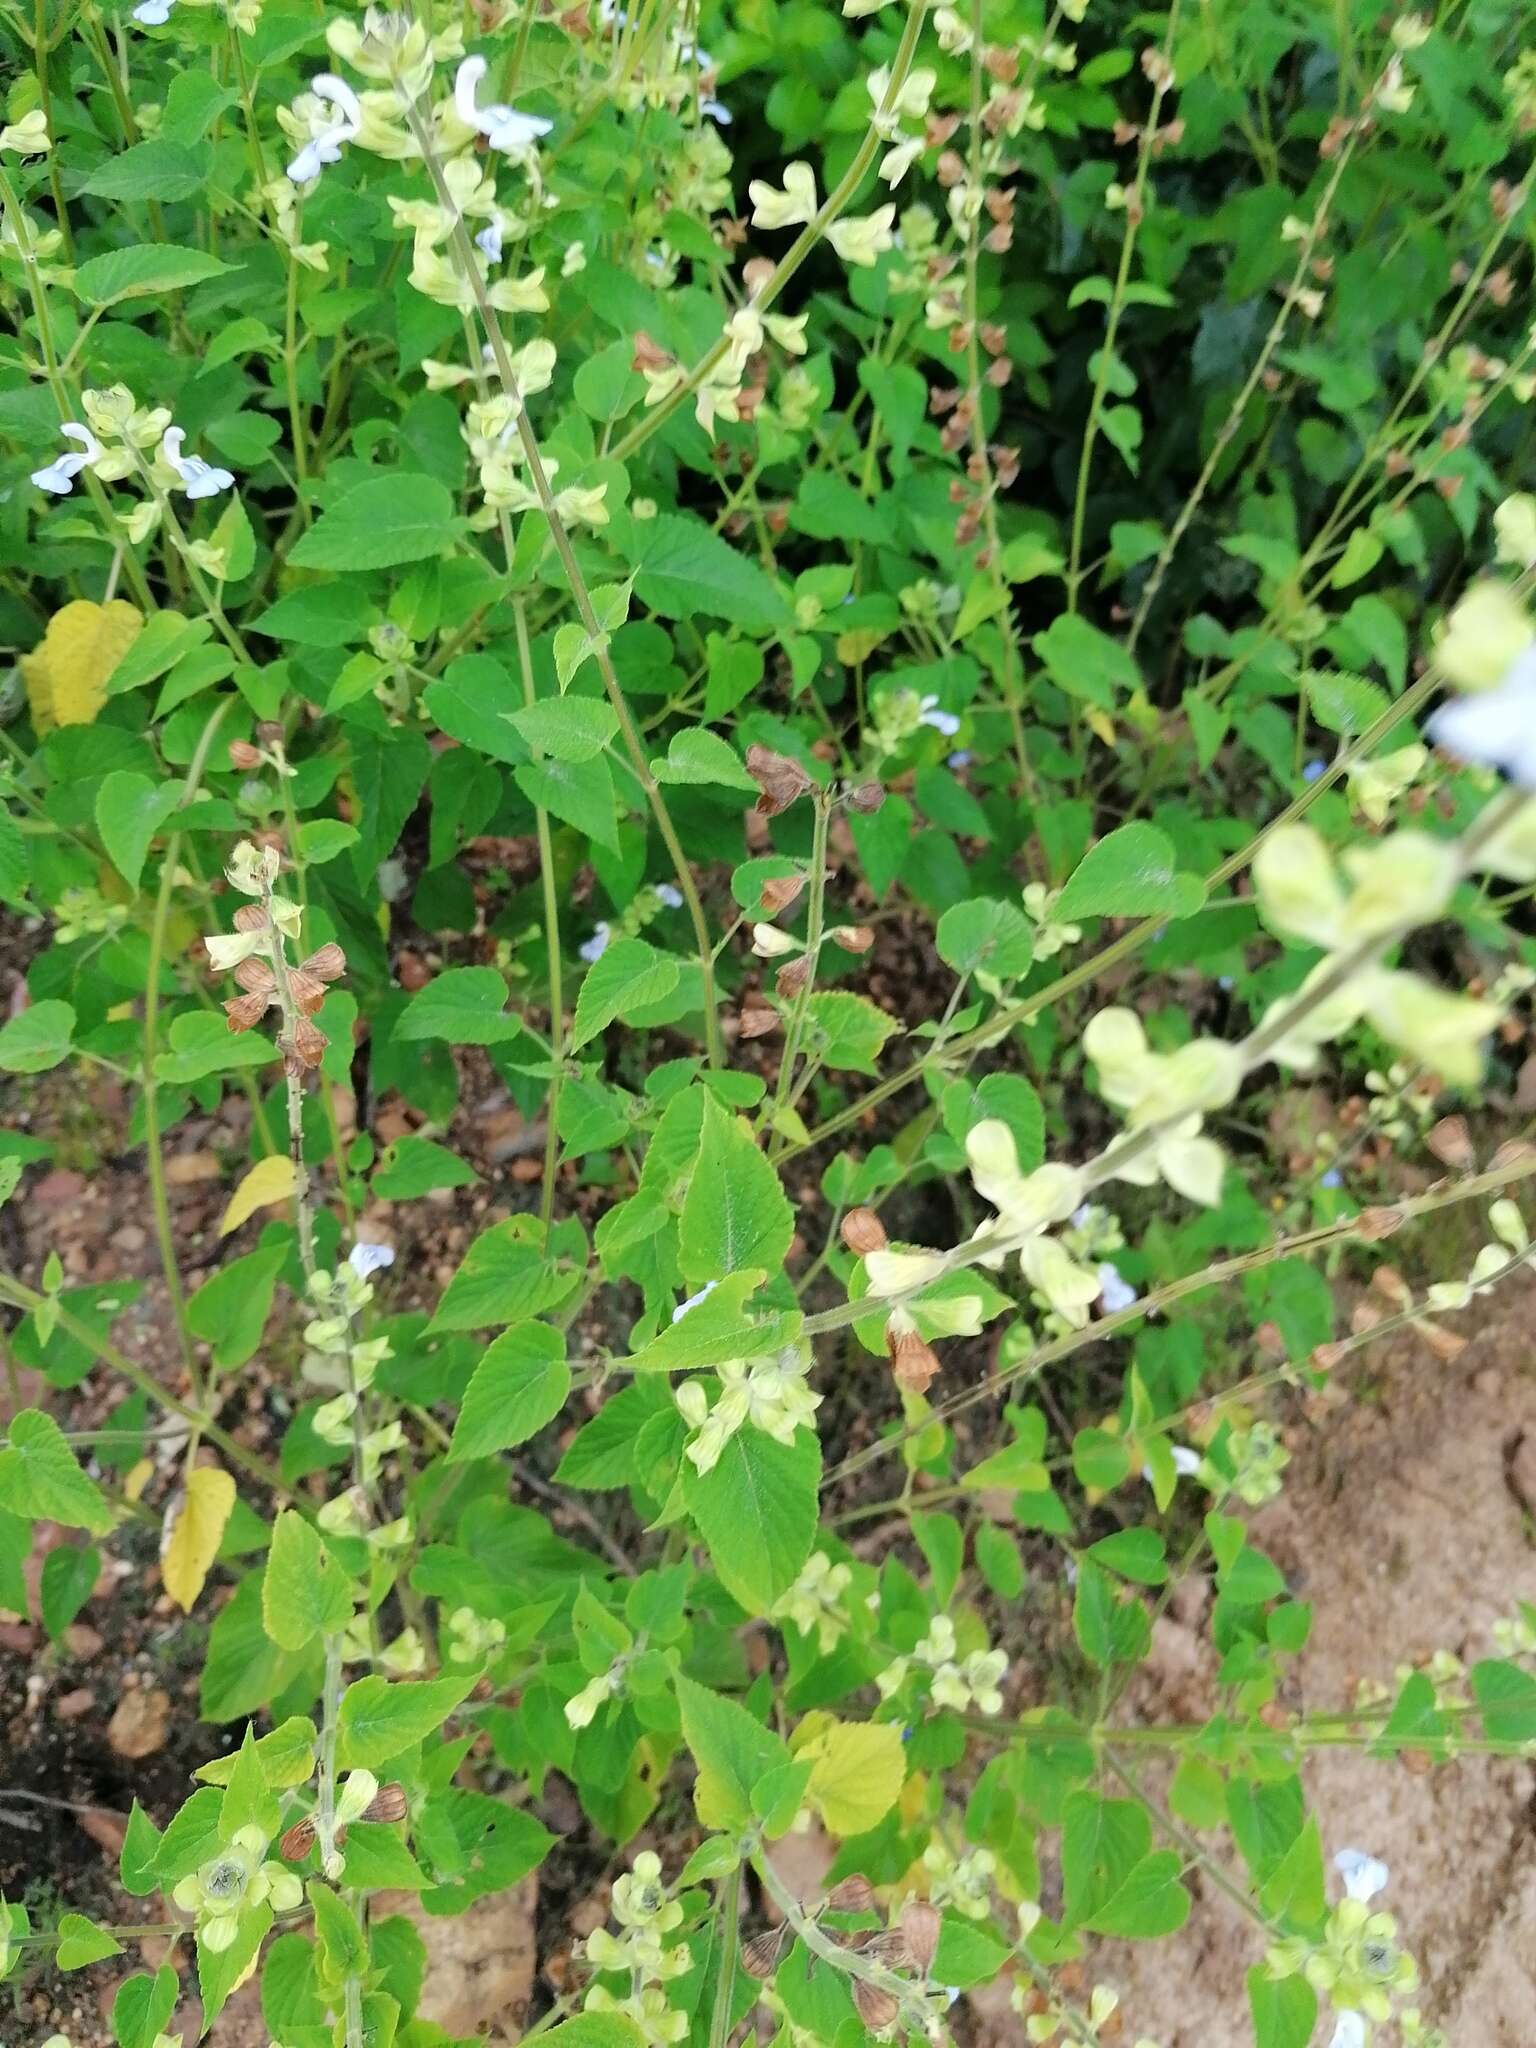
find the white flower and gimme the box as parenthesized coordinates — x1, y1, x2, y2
(918, 694, 960, 736)
(748, 162, 818, 230)
(1097, 1263, 1137, 1313)
(30, 422, 104, 496)
(656, 882, 683, 909)
(131, 0, 174, 23)
(475, 218, 504, 263)
(454, 56, 552, 155)
(286, 74, 364, 184)
(751, 922, 799, 958)
(1327, 2013, 1367, 2048)
(0, 109, 52, 153)
(579, 921, 610, 963)
(1334, 1849, 1389, 1902)
(159, 426, 234, 500)
(702, 98, 731, 124)
(671, 1280, 718, 1324)
(348, 1242, 395, 1279)
(1428, 645, 1536, 788)
(1171, 1445, 1201, 1475)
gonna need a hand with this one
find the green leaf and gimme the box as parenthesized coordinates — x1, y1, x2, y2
(218, 1726, 282, 1843)
(801, 991, 898, 1075)
(81, 139, 206, 203)
(571, 938, 681, 1051)
(1061, 1791, 1151, 1929)
(0, 1408, 112, 1532)
(337, 1674, 476, 1769)
(0, 1000, 76, 1074)
(40, 1542, 99, 1642)
(195, 1715, 317, 1789)
(513, 752, 620, 852)
(94, 771, 179, 892)
(1306, 669, 1390, 737)
(372, 1135, 479, 1199)
(424, 655, 528, 766)
(651, 726, 759, 792)
(198, 1902, 271, 2032)
(508, 695, 619, 761)
(1471, 1657, 1536, 1743)
(55, 1912, 124, 1969)
(629, 513, 787, 629)
(428, 1221, 577, 1331)
(676, 1672, 792, 1831)
(1087, 1850, 1190, 1938)
(112, 1966, 178, 2048)
(447, 1323, 570, 1461)
(186, 1244, 287, 1371)
(1055, 824, 1206, 922)
(1246, 1968, 1317, 2048)
(288, 474, 466, 571)
(294, 818, 359, 866)
(73, 243, 236, 304)
(1084, 1528, 1168, 1585)
(118, 1802, 164, 1895)
(397, 966, 523, 1046)
(536, 2018, 648, 2048)
(677, 1094, 794, 1288)
(935, 898, 1035, 979)
(262, 1510, 353, 1652)
(1031, 614, 1140, 708)
(153, 1011, 274, 1084)
(790, 472, 892, 547)
(340, 1822, 426, 1891)
(683, 1425, 818, 1613)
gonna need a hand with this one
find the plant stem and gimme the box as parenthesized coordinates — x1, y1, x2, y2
(706, 1863, 742, 2048)
(514, 598, 566, 1229)
(767, 788, 831, 1148)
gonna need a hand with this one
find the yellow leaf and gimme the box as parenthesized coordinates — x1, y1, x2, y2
(21, 599, 143, 732)
(220, 1153, 298, 1235)
(790, 1714, 906, 1839)
(161, 1465, 236, 1612)
(1086, 708, 1118, 749)
(123, 1457, 154, 1504)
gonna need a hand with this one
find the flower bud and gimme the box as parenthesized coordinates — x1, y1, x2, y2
(841, 1208, 888, 1255)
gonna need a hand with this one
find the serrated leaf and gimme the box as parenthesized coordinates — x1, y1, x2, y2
(262, 1509, 352, 1650)
(677, 1094, 793, 1288)
(793, 1716, 906, 1838)
(651, 726, 760, 791)
(337, 1673, 475, 1769)
(397, 965, 522, 1046)
(288, 474, 465, 571)
(0, 1408, 113, 1533)
(55, 1912, 124, 1969)
(676, 1672, 791, 1831)
(447, 1322, 570, 1461)
(508, 695, 618, 760)
(683, 1426, 818, 1613)
(629, 513, 787, 629)
(0, 999, 75, 1073)
(1055, 824, 1206, 922)
(571, 938, 680, 1050)
(73, 243, 236, 304)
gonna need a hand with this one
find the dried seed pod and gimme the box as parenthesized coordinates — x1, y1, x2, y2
(1356, 1205, 1402, 1241)
(760, 872, 807, 917)
(300, 942, 347, 984)
(775, 954, 811, 999)
(289, 969, 328, 1015)
(1489, 1138, 1536, 1173)
(232, 902, 270, 933)
(1418, 1320, 1468, 1362)
(1371, 1265, 1411, 1309)
(224, 991, 271, 1033)
(362, 1781, 409, 1824)
(278, 1815, 317, 1861)
(1310, 1341, 1348, 1373)
(738, 998, 779, 1040)
(826, 1873, 876, 1914)
(292, 1015, 329, 1069)
(889, 1326, 941, 1395)
(899, 1898, 940, 1973)
(233, 956, 277, 994)
(740, 1926, 789, 1979)
(1426, 1116, 1474, 1169)
(228, 739, 263, 770)
(841, 1209, 888, 1257)
(631, 330, 673, 373)
(746, 743, 814, 818)
(831, 925, 874, 954)
(852, 1980, 899, 2032)
(256, 721, 285, 745)
(845, 780, 885, 814)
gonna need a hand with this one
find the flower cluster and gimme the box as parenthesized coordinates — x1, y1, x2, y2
(308, 1244, 403, 1484)
(172, 1825, 302, 1952)
(1253, 825, 1504, 1085)
(1265, 1851, 1421, 2048)
(676, 1344, 821, 1474)
(1022, 881, 1084, 960)
(963, 1121, 1108, 1322)
(772, 1550, 854, 1652)
(30, 387, 233, 546)
(583, 1852, 689, 2046)
(920, 1840, 996, 1920)
(212, 841, 348, 1076)
(1082, 1011, 1240, 1206)
(878, 1614, 1007, 1716)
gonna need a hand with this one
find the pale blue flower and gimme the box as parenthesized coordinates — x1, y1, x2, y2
(454, 57, 552, 155)
(160, 426, 234, 500)
(1097, 1263, 1138, 1313)
(1429, 646, 1536, 788)
(1302, 758, 1326, 782)
(348, 1242, 395, 1278)
(1335, 1849, 1389, 1902)
(919, 694, 960, 737)
(579, 921, 611, 964)
(656, 883, 683, 909)
(30, 423, 103, 496)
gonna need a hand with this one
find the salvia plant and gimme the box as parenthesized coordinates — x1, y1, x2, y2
(0, 0, 1535, 2044)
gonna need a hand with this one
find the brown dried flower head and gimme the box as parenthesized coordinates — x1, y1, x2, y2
(760, 873, 807, 917)
(738, 996, 780, 1041)
(775, 954, 812, 1000)
(899, 1898, 941, 1973)
(746, 743, 814, 818)
(228, 740, 263, 770)
(740, 1927, 789, 1980)
(841, 1208, 888, 1256)
(852, 1981, 900, 2032)
(845, 779, 886, 814)
(888, 1324, 940, 1394)
(827, 1873, 876, 1914)
(831, 925, 874, 955)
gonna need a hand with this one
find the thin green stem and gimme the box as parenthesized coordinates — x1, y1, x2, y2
(514, 599, 567, 1229)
